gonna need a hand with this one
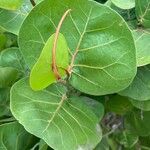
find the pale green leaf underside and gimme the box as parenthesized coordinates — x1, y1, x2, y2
(111, 0, 135, 9)
(119, 65, 150, 101)
(130, 98, 150, 111)
(10, 78, 102, 150)
(135, 0, 150, 28)
(0, 0, 23, 10)
(30, 33, 69, 91)
(0, 121, 36, 149)
(133, 29, 150, 66)
(19, 0, 136, 96)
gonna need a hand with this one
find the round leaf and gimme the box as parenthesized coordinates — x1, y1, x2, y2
(19, 0, 136, 96)
(10, 78, 102, 150)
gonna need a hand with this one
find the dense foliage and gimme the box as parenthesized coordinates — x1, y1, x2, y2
(0, 0, 150, 149)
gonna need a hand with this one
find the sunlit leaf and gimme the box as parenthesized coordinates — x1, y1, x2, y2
(30, 33, 69, 91)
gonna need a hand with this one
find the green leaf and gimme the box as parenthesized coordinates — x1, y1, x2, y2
(130, 98, 150, 111)
(0, 67, 18, 88)
(10, 78, 102, 150)
(119, 65, 150, 101)
(125, 110, 150, 136)
(0, 0, 23, 10)
(0, 47, 26, 73)
(0, 121, 38, 149)
(81, 96, 104, 119)
(30, 33, 69, 91)
(39, 140, 49, 150)
(0, 33, 7, 51)
(116, 130, 138, 148)
(111, 0, 135, 9)
(0, 88, 10, 117)
(94, 137, 109, 150)
(133, 29, 150, 66)
(0, 0, 43, 35)
(106, 95, 133, 115)
(135, 0, 150, 28)
(19, 0, 136, 96)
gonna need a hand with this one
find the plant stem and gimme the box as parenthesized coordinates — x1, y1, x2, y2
(30, 0, 36, 7)
(0, 117, 16, 123)
(52, 9, 71, 80)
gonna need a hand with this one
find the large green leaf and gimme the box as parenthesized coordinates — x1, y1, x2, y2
(0, 121, 37, 149)
(30, 33, 69, 91)
(135, 0, 150, 28)
(125, 110, 150, 136)
(10, 78, 102, 150)
(133, 29, 150, 66)
(115, 130, 138, 148)
(119, 65, 150, 101)
(0, 0, 23, 10)
(0, 47, 26, 73)
(130, 98, 150, 111)
(0, 0, 43, 35)
(0, 67, 18, 88)
(111, 0, 135, 9)
(19, 0, 136, 96)
(0, 88, 10, 117)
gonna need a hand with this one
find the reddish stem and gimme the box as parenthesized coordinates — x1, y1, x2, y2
(52, 9, 71, 80)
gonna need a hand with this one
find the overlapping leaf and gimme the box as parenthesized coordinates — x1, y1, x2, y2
(0, 121, 37, 149)
(133, 29, 150, 66)
(125, 110, 150, 136)
(115, 131, 138, 148)
(0, 88, 10, 117)
(119, 65, 150, 101)
(111, 0, 135, 9)
(130, 98, 150, 111)
(19, 0, 136, 96)
(0, 67, 18, 88)
(0, 47, 26, 73)
(30, 33, 69, 91)
(10, 78, 102, 150)
(0, 0, 23, 10)
(0, 0, 43, 35)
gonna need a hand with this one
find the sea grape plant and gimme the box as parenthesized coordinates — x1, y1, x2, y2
(0, 0, 150, 149)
